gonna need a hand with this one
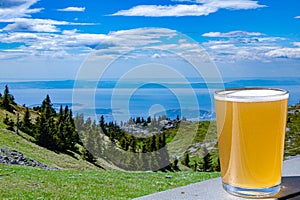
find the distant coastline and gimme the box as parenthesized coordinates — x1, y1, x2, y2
(1, 77, 300, 89)
(0, 77, 299, 122)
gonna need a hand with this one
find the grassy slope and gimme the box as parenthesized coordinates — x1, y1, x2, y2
(0, 108, 98, 170)
(0, 164, 219, 199)
(0, 127, 99, 170)
(0, 106, 220, 199)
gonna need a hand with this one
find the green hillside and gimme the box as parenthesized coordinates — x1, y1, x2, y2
(0, 108, 219, 199)
(0, 107, 220, 199)
(0, 88, 220, 199)
(0, 108, 98, 170)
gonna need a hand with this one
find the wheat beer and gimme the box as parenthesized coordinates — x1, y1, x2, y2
(214, 88, 289, 198)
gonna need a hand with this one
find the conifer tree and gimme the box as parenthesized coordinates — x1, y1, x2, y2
(74, 113, 84, 133)
(215, 157, 221, 172)
(58, 105, 64, 123)
(22, 107, 32, 128)
(68, 109, 80, 146)
(182, 151, 190, 167)
(35, 95, 57, 150)
(120, 137, 129, 151)
(172, 158, 180, 171)
(150, 135, 157, 151)
(128, 117, 133, 125)
(157, 134, 162, 149)
(16, 113, 20, 135)
(35, 115, 52, 149)
(41, 94, 56, 118)
(55, 105, 66, 151)
(203, 147, 212, 172)
(94, 131, 103, 157)
(55, 105, 79, 151)
(82, 146, 96, 163)
(147, 116, 151, 123)
(142, 121, 148, 127)
(83, 117, 95, 152)
(99, 115, 106, 134)
(1, 85, 14, 112)
(69, 109, 75, 128)
(21, 107, 33, 135)
(85, 117, 92, 130)
(129, 136, 136, 153)
(136, 117, 141, 124)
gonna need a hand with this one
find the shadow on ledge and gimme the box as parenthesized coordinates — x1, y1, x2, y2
(277, 176, 300, 199)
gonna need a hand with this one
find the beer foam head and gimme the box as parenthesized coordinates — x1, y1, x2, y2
(214, 88, 289, 102)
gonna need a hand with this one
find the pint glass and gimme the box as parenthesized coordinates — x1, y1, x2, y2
(214, 88, 289, 198)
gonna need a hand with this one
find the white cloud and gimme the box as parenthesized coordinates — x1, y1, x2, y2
(2, 18, 68, 32)
(202, 30, 264, 37)
(0, 1, 93, 33)
(4, 20, 58, 32)
(62, 29, 79, 35)
(295, 16, 300, 19)
(265, 48, 300, 59)
(0, 28, 198, 61)
(293, 42, 300, 47)
(109, 28, 176, 37)
(106, 28, 177, 47)
(112, 4, 216, 17)
(109, 28, 176, 39)
(0, 0, 42, 20)
(111, 0, 266, 17)
(1, 27, 299, 63)
(208, 44, 235, 50)
(57, 7, 86, 12)
(1, 18, 96, 32)
(64, 33, 108, 48)
(1, 32, 39, 43)
(0, 0, 61, 33)
(201, 30, 299, 62)
(197, 0, 266, 10)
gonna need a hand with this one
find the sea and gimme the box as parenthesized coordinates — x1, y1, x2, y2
(1, 77, 300, 123)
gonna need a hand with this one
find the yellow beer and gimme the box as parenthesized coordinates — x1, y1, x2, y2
(214, 88, 289, 197)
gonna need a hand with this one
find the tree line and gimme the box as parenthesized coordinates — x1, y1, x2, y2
(1, 85, 222, 172)
(75, 114, 175, 171)
(1, 86, 80, 154)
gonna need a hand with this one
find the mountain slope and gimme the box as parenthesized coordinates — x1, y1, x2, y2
(0, 106, 99, 170)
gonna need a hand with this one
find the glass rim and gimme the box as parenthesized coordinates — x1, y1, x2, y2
(214, 87, 289, 102)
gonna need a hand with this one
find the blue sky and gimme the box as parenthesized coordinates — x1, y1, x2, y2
(0, 0, 300, 80)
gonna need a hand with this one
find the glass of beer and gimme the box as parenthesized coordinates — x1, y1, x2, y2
(214, 88, 289, 198)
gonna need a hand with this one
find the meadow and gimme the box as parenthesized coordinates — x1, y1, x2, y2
(0, 164, 219, 199)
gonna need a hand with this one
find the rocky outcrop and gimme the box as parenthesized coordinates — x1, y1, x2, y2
(0, 148, 59, 170)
